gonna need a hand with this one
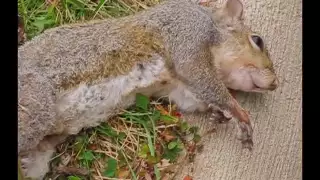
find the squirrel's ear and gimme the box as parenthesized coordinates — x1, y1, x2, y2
(224, 0, 244, 20)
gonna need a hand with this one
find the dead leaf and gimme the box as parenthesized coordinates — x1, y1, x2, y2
(187, 142, 197, 162)
(173, 111, 182, 118)
(18, 16, 26, 45)
(183, 175, 193, 180)
(160, 159, 171, 166)
(156, 159, 172, 171)
(170, 104, 177, 111)
(45, 0, 59, 5)
(161, 173, 171, 180)
(161, 130, 176, 142)
(156, 145, 163, 157)
(145, 172, 153, 180)
(146, 155, 160, 165)
(117, 124, 126, 131)
(138, 169, 147, 177)
(118, 169, 130, 178)
(187, 142, 196, 153)
(140, 160, 148, 168)
(156, 104, 169, 115)
(59, 153, 71, 166)
(88, 144, 98, 150)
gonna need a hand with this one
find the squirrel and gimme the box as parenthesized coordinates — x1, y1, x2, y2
(18, 0, 278, 179)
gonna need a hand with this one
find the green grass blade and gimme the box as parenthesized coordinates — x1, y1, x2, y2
(120, 149, 138, 180)
(154, 165, 161, 180)
(142, 122, 155, 157)
(93, 0, 107, 19)
(149, 115, 157, 149)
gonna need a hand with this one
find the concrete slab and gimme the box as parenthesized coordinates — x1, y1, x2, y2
(175, 0, 302, 179)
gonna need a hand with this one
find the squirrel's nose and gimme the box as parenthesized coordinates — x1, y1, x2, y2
(268, 77, 279, 90)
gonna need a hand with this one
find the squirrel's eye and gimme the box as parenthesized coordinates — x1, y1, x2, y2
(250, 35, 264, 51)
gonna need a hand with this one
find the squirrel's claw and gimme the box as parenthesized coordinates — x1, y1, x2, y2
(241, 139, 253, 151)
(236, 120, 254, 151)
(228, 98, 254, 150)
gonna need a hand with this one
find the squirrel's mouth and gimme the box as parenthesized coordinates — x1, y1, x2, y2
(251, 79, 278, 92)
(251, 83, 269, 93)
(251, 87, 268, 93)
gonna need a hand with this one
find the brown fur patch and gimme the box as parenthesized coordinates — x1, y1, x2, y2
(59, 25, 168, 90)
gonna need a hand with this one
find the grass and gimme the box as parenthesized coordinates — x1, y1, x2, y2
(18, 0, 161, 41)
(44, 94, 203, 180)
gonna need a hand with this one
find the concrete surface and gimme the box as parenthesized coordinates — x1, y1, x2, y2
(175, 0, 302, 179)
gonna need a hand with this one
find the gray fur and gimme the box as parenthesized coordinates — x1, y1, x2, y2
(18, 0, 248, 179)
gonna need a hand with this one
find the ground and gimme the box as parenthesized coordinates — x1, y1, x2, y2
(18, 0, 302, 179)
(175, 0, 302, 179)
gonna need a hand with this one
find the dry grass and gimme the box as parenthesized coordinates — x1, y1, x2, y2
(43, 94, 203, 180)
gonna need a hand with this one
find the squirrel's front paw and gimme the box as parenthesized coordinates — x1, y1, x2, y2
(208, 104, 232, 124)
(236, 121, 254, 151)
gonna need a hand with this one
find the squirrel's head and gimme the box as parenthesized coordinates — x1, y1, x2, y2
(208, 0, 279, 93)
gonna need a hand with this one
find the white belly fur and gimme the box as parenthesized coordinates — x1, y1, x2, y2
(56, 56, 175, 134)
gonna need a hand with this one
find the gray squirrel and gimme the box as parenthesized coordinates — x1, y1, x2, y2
(18, 0, 278, 179)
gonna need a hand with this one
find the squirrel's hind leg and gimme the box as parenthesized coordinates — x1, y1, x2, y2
(20, 135, 67, 179)
(20, 149, 54, 180)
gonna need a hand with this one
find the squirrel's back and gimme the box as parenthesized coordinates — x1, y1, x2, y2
(18, 0, 219, 85)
